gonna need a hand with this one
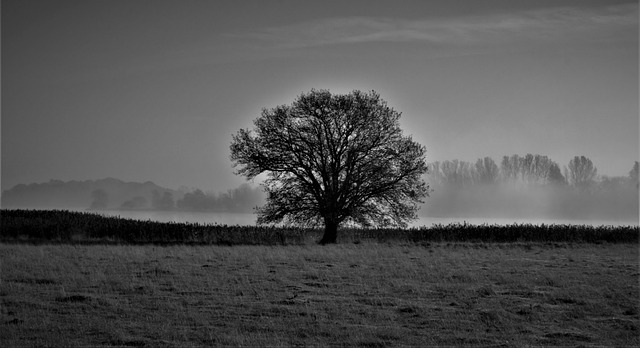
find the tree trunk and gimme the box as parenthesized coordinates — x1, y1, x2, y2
(319, 219, 338, 245)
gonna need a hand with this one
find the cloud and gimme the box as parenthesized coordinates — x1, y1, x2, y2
(238, 3, 637, 48)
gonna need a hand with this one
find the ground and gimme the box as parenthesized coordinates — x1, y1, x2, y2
(1, 242, 638, 346)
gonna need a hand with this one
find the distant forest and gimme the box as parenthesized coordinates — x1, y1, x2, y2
(1, 154, 638, 221)
(0, 178, 264, 213)
(424, 154, 638, 221)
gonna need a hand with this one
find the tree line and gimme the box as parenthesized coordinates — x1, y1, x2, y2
(88, 183, 264, 212)
(425, 155, 638, 221)
(174, 183, 264, 212)
(428, 154, 638, 191)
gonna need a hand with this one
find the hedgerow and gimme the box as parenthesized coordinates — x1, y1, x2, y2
(1, 209, 637, 245)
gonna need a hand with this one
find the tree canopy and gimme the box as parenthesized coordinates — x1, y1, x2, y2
(230, 89, 429, 244)
(567, 155, 598, 190)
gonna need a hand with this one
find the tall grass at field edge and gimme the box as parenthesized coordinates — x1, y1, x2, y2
(1, 209, 637, 245)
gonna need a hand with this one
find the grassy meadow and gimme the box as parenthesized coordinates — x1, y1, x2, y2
(1, 209, 638, 346)
(1, 242, 638, 347)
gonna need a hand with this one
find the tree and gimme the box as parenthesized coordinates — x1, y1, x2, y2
(567, 155, 597, 190)
(500, 155, 521, 183)
(89, 189, 109, 210)
(160, 192, 174, 210)
(121, 196, 147, 210)
(528, 154, 563, 186)
(547, 162, 566, 185)
(177, 189, 215, 210)
(223, 183, 265, 212)
(501, 153, 564, 186)
(474, 157, 499, 185)
(152, 190, 174, 210)
(629, 161, 639, 189)
(438, 160, 475, 188)
(230, 89, 429, 244)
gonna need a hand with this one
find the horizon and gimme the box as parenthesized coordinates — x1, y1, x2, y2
(1, 151, 637, 193)
(2, 0, 638, 193)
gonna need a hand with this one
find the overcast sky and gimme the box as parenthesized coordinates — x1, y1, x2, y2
(2, 0, 638, 193)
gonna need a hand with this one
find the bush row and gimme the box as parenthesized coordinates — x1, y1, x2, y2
(1, 209, 637, 245)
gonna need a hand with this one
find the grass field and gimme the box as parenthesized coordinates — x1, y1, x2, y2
(1, 242, 638, 347)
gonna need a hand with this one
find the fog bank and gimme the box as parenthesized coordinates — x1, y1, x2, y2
(422, 157, 639, 224)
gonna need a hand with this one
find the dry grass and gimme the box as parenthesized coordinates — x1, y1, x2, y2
(1, 242, 638, 346)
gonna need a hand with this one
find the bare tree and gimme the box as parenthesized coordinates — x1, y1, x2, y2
(438, 160, 475, 187)
(501, 155, 521, 183)
(230, 90, 429, 244)
(567, 155, 598, 190)
(629, 161, 639, 189)
(547, 162, 566, 185)
(474, 157, 499, 185)
(501, 154, 564, 186)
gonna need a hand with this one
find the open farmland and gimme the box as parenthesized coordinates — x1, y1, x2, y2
(1, 242, 638, 347)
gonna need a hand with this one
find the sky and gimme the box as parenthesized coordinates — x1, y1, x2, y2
(2, 0, 638, 194)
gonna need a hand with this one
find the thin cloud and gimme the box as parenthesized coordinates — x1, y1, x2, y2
(238, 3, 637, 48)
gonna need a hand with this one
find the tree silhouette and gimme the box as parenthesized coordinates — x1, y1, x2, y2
(630, 161, 639, 189)
(500, 154, 565, 186)
(230, 90, 429, 244)
(500, 155, 521, 183)
(474, 157, 499, 185)
(89, 189, 109, 210)
(567, 155, 598, 190)
(152, 190, 174, 210)
(547, 162, 566, 185)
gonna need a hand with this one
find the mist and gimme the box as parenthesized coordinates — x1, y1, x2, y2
(176, 184, 265, 213)
(0, 178, 265, 214)
(422, 156, 639, 224)
(2, 154, 637, 226)
(1, 0, 637, 226)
